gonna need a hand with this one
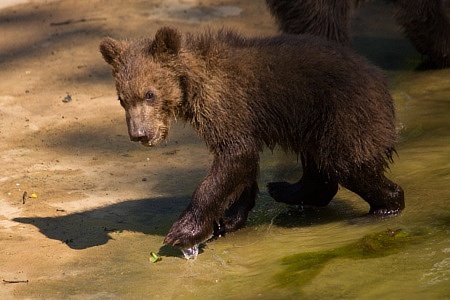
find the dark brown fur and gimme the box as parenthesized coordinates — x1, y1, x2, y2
(100, 27, 404, 249)
(393, 0, 450, 68)
(265, 0, 364, 47)
(266, 0, 450, 68)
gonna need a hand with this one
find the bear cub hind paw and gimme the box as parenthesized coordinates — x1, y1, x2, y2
(267, 180, 338, 207)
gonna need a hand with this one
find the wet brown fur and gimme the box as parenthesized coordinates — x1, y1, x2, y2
(100, 27, 404, 249)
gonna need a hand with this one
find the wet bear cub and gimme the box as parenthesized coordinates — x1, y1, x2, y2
(100, 27, 404, 251)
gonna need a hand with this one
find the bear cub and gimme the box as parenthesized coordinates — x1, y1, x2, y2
(100, 27, 405, 251)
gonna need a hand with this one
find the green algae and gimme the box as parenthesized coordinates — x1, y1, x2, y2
(272, 228, 429, 289)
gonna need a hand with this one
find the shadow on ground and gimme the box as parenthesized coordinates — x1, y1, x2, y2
(13, 192, 365, 251)
(13, 196, 189, 250)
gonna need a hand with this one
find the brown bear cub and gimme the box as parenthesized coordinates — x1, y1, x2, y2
(100, 27, 405, 251)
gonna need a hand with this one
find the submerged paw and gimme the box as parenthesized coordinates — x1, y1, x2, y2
(267, 181, 301, 204)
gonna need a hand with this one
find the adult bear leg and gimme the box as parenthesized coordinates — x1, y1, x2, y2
(215, 181, 258, 237)
(265, 0, 358, 47)
(340, 165, 405, 216)
(267, 153, 338, 207)
(393, 0, 450, 68)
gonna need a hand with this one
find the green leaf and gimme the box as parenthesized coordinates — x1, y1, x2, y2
(149, 252, 162, 263)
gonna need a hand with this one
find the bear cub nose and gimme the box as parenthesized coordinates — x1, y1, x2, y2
(129, 128, 147, 142)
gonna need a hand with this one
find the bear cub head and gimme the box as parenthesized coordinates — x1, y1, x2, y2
(100, 27, 184, 147)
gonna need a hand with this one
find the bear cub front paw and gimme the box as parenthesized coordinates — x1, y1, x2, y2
(164, 209, 215, 250)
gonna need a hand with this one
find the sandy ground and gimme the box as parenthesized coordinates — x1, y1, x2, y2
(0, 0, 444, 298)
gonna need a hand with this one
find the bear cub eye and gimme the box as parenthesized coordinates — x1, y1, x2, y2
(145, 91, 155, 101)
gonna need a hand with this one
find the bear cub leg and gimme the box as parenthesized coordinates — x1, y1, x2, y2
(215, 181, 258, 237)
(164, 152, 259, 249)
(340, 165, 405, 216)
(267, 154, 338, 207)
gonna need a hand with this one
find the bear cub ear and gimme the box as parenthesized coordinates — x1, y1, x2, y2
(150, 27, 182, 56)
(99, 38, 126, 66)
